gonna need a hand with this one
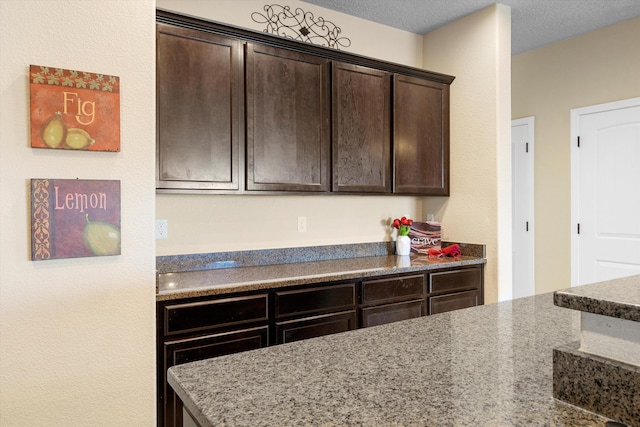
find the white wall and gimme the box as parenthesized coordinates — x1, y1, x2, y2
(512, 16, 640, 295)
(0, 1, 157, 425)
(422, 4, 513, 304)
(155, 0, 430, 256)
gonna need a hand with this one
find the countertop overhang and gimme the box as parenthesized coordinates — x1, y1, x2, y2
(554, 274, 640, 322)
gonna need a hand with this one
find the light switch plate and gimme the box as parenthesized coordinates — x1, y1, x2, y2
(297, 216, 307, 233)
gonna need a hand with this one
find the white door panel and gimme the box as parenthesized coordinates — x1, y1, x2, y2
(572, 99, 640, 285)
(512, 117, 534, 298)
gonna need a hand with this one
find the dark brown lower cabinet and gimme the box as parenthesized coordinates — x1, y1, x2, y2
(359, 274, 426, 328)
(427, 266, 484, 315)
(157, 294, 270, 427)
(276, 310, 357, 344)
(429, 267, 482, 296)
(158, 265, 483, 427)
(274, 282, 356, 318)
(429, 290, 481, 315)
(162, 326, 269, 427)
(274, 282, 358, 344)
(361, 299, 425, 328)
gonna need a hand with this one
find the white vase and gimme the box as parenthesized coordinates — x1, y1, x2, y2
(396, 255, 411, 268)
(396, 235, 411, 256)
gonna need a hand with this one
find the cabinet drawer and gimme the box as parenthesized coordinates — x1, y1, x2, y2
(163, 294, 268, 336)
(275, 283, 356, 319)
(361, 299, 424, 328)
(164, 326, 269, 367)
(429, 267, 482, 294)
(429, 290, 480, 315)
(361, 274, 424, 305)
(275, 310, 357, 344)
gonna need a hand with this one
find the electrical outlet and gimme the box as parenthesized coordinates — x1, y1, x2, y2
(156, 219, 168, 239)
(297, 216, 307, 233)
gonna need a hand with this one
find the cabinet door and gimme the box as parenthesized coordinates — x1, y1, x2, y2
(393, 74, 449, 195)
(156, 23, 243, 190)
(332, 62, 391, 193)
(361, 299, 424, 328)
(429, 290, 480, 315)
(245, 43, 330, 192)
(161, 326, 269, 427)
(275, 310, 357, 344)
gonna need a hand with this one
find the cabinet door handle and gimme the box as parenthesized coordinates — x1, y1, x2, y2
(475, 295, 478, 306)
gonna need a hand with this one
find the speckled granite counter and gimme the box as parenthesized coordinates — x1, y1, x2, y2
(167, 293, 615, 427)
(554, 274, 640, 322)
(157, 242, 486, 301)
(552, 275, 640, 426)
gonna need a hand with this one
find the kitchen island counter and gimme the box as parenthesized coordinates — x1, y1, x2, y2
(551, 275, 640, 426)
(168, 291, 615, 426)
(554, 274, 640, 322)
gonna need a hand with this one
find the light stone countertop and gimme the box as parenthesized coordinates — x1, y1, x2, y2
(157, 255, 485, 301)
(167, 293, 614, 427)
(553, 274, 640, 322)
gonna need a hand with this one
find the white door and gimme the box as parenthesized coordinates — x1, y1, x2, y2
(571, 98, 640, 286)
(512, 117, 535, 298)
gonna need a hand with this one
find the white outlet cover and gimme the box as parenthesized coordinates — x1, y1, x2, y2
(156, 219, 168, 239)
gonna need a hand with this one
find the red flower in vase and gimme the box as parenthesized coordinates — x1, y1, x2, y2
(392, 216, 413, 236)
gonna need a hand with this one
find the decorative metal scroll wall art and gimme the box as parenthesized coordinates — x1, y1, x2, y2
(252, 4, 351, 50)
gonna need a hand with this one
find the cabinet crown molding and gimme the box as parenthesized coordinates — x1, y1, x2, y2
(156, 9, 455, 85)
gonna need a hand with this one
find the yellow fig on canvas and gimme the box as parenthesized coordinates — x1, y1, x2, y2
(65, 128, 95, 150)
(40, 112, 67, 148)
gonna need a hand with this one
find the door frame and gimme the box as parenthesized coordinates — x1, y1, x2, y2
(570, 97, 640, 286)
(511, 116, 535, 298)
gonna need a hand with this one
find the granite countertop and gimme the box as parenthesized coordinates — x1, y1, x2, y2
(167, 293, 614, 427)
(157, 254, 485, 301)
(554, 274, 640, 322)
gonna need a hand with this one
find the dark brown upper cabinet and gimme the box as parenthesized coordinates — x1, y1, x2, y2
(156, 10, 454, 195)
(156, 23, 243, 191)
(332, 62, 391, 193)
(393, 74, 450, 195)
(245, 43, 331, 192)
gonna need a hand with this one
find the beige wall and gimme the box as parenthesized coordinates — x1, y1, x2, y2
(0, 1, 156, 425)
(155, 0, 509, 272)
(158, 0, 424, 66)
(422, 4, 513, 304)
(512, 16, 640, 295)
(155, 0, 428, 256)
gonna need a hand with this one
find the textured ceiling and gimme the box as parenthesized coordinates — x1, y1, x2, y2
(301, 0, 640, 54)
